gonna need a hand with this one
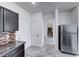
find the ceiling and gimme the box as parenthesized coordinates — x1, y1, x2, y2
(15, 2, 79, 14)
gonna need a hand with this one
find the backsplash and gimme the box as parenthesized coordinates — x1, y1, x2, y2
(0, 32, 16, 45)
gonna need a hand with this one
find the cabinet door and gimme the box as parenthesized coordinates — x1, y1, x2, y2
(0, 7, 3, 32)
(14, 50, 25, 57)
(4, 8, 18, 32)
(3, 44, 24, 57)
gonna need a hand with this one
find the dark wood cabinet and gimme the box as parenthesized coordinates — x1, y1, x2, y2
(0, 6, 19, 32)
(3, 43, 25, 57)
(0, 7, 3, 32)
(14, 50, 25, 57)
(4, 8, 18, 31)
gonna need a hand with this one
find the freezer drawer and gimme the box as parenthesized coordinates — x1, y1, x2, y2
(61, 34, 78, 54)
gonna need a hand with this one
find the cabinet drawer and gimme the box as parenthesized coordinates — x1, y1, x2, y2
(14, 50, 25, 57)
(4, 44, 24, 57)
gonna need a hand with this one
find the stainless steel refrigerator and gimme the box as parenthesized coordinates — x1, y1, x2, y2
(59, 24, 78, 54)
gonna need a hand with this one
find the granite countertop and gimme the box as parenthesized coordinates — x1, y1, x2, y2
(0, 40, 26, 57)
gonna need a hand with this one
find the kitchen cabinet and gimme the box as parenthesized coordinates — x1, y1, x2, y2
(0, 41, 25, 57)
(4, 8, 18, 31)
(0, 7, 3, 32)
(0, 6, 18, 32)
(4, 44, 25, 57)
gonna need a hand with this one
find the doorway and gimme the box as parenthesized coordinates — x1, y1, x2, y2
(47, 27, 53, 37)
(45, 19, 53, 45)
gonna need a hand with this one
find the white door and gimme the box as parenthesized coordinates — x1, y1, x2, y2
(31, 21, 42, 47)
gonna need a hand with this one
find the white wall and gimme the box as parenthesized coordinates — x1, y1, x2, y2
(47, 20, 53, 27)
(0, 2, 31, 49)
(59, 10, 77, 25)
(31, 12, 44, 47)
(44, 19, 48, 38)
(53, 9, 59, 50)
(59, 11, 72, 25)
(72, 7, 78, 24)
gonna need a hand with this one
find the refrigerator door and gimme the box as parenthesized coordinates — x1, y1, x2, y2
(61, 34, 78, 54)
(63, 25, 77, 34)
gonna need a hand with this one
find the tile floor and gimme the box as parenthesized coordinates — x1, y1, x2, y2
(25, 44, 77, 57)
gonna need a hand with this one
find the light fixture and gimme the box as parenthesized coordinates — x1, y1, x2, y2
(32, 2, 35, 5)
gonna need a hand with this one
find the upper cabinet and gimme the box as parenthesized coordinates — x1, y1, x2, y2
(0, 7, 3, 32)
(0, 6, 19, 32)
(4, 8, 18, 32)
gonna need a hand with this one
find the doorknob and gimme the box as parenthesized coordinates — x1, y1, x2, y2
(36, 34, 39, 36)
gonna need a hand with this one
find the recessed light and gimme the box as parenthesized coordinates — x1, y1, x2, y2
(32, 2, 35, 5)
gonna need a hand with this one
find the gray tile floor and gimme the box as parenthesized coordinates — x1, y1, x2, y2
(25, 44, 77, 57)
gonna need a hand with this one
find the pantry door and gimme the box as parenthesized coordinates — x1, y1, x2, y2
(31, 21, 42, 47)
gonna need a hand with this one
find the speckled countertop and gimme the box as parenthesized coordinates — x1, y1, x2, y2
(0, 40, 25, 57)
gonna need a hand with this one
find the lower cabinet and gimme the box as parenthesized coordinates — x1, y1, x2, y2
(3, 44, 25, 57)
(14, 50, 24, 57)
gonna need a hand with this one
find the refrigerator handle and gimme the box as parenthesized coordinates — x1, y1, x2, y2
(77, 25, 78, 52)
(60, 25, 63, 49)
